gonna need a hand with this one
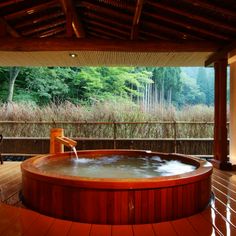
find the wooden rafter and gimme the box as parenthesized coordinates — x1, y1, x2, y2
(143, 21, 200, 41)
(4, 0, 59, 20)
(59, 0, 85, 38)
(131, 0, 144, 40)
(94, 0, 134, 12)
(139, 30, 173, 41)
(15, 11, 64, 29)
(0, 38, 221, 52)
(85, 19, 129, 37)
(0, 0, 24, 8)
(0, 18, 20, 37)
(182, 0, 236, 18)
(39, 26, 65, 38)
(143, 11, 230, 41)
(88, 31, 111, 40)
(22, 18, 66, 36)
(87, 27, 126, 40)
(84, 12, 131, 30)
(79, 1, 132, 23)
(148, 1, 236, 33)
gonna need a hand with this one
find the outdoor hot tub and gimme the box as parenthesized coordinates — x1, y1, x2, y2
(21, 149, 212, 224)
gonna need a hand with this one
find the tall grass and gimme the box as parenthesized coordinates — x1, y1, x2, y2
(0, 101, 216, 138)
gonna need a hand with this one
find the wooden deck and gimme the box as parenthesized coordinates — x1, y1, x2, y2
(0, 162, 236, 236)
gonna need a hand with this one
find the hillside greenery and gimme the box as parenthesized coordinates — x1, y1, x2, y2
(0, 66, 216, 108)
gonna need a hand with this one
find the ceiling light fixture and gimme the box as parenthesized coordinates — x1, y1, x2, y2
(69, 53, 77, 58)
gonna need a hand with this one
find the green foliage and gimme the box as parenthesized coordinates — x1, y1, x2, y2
(0, 66, 215, 107)
(196, 67, 214, 106)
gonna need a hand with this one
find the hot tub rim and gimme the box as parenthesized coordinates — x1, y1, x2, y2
(21, 149, 212, 190)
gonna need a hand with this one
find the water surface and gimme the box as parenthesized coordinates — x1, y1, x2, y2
(38, 154, 196, 178)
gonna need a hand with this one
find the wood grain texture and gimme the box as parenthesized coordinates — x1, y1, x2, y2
(21, 150, 212, 224)
(1, 165, 236, 235)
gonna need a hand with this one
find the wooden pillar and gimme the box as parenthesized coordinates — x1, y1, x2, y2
(212, 59, 230, 169)
(229, 51, 236, 166)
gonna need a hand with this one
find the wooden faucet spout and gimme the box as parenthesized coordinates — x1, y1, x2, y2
(50, 128, 77, 154)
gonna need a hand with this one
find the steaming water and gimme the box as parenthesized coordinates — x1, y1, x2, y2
(38, 154, 196, 178)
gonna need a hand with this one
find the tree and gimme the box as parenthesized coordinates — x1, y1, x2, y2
(196, 67, 214, 106)
(145, 67, 182, 108)
(8, 67, 21, 103)
(180, 71, 205, 105)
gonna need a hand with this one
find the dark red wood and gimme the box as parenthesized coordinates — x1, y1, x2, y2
(0, 38, 221, 52)
(212, 59, 230, 169)
(132, 224, 155, 236)
(171, 218, 198, 236)
(112, 225, 133, 236)
(188, 213, 221, 236)
(21, 150, 212, 224)
(67, 223, 91, 236)
(152, 222, 177, 235)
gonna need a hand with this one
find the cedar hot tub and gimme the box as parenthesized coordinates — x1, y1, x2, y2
(21, 149, 212, 224)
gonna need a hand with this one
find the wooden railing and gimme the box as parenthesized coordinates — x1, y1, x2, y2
(0, 121, 229, 157)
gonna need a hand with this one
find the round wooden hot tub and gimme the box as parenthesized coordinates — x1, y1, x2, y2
(21, 149, 212, 224)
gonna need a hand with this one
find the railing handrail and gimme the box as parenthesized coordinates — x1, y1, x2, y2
(0, 120, 229, 125)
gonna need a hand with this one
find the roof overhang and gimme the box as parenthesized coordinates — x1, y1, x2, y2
(0, 38, 221, 66)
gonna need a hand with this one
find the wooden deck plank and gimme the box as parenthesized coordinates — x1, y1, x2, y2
(23, 215, 55, 236)
(212, 174, 236, 189)
(112, 225, 133, 236)
(152, 221, 177, 236)
(171, 218, 199, 236)
(213, 187, 236, 211)
(0, 207, 39, 236)
(213, 169, 236, 180)
(0, 204, 20, 235)
(67, 222, 91, 236)
(45, 219, 72, 236)
(90, 224, 112, 236)
(211, 198, 236, 228)
(202, 206, 236, 235)
(132, 224, 155, 236)
(188, 210, 221, 236)
(1, 163, 236, 236)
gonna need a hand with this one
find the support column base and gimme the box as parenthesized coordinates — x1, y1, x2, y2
(211, 159, 236, 170)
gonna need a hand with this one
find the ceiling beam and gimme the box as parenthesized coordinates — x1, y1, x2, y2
(182, 0, 236, 18)
(0, 18, 20, 37)
(4, 0, 59, 20)
(140, 30, 172, 41)
(143, 21, 199, 41)
(79, 1, 132, 23)
(86, 26, 126, 40)
(205, 41, 236, 66)
(0, 0, 24, 8)
(143, 11, 229, 41)
(85, 19, 130, 36)
(148, 1, 236, 33)
(131, 0, 144, 40)
(0, 38, 222, 52)
(59, 0, 85, 38)
(39, 26, 65, 38)
(94, 0, 134, 12)
(15, 11, 64, 29)
(22, 18, 66, 36)
(84, 12, 131, 30)
(88, 31, 111, 40)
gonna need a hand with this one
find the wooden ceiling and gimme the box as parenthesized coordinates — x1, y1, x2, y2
(0, 0, 236, 66)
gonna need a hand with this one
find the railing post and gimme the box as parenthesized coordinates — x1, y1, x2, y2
(0, 134, 3, 164)
(174, 121, 177, 153)
(113, 122, 117, 149)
